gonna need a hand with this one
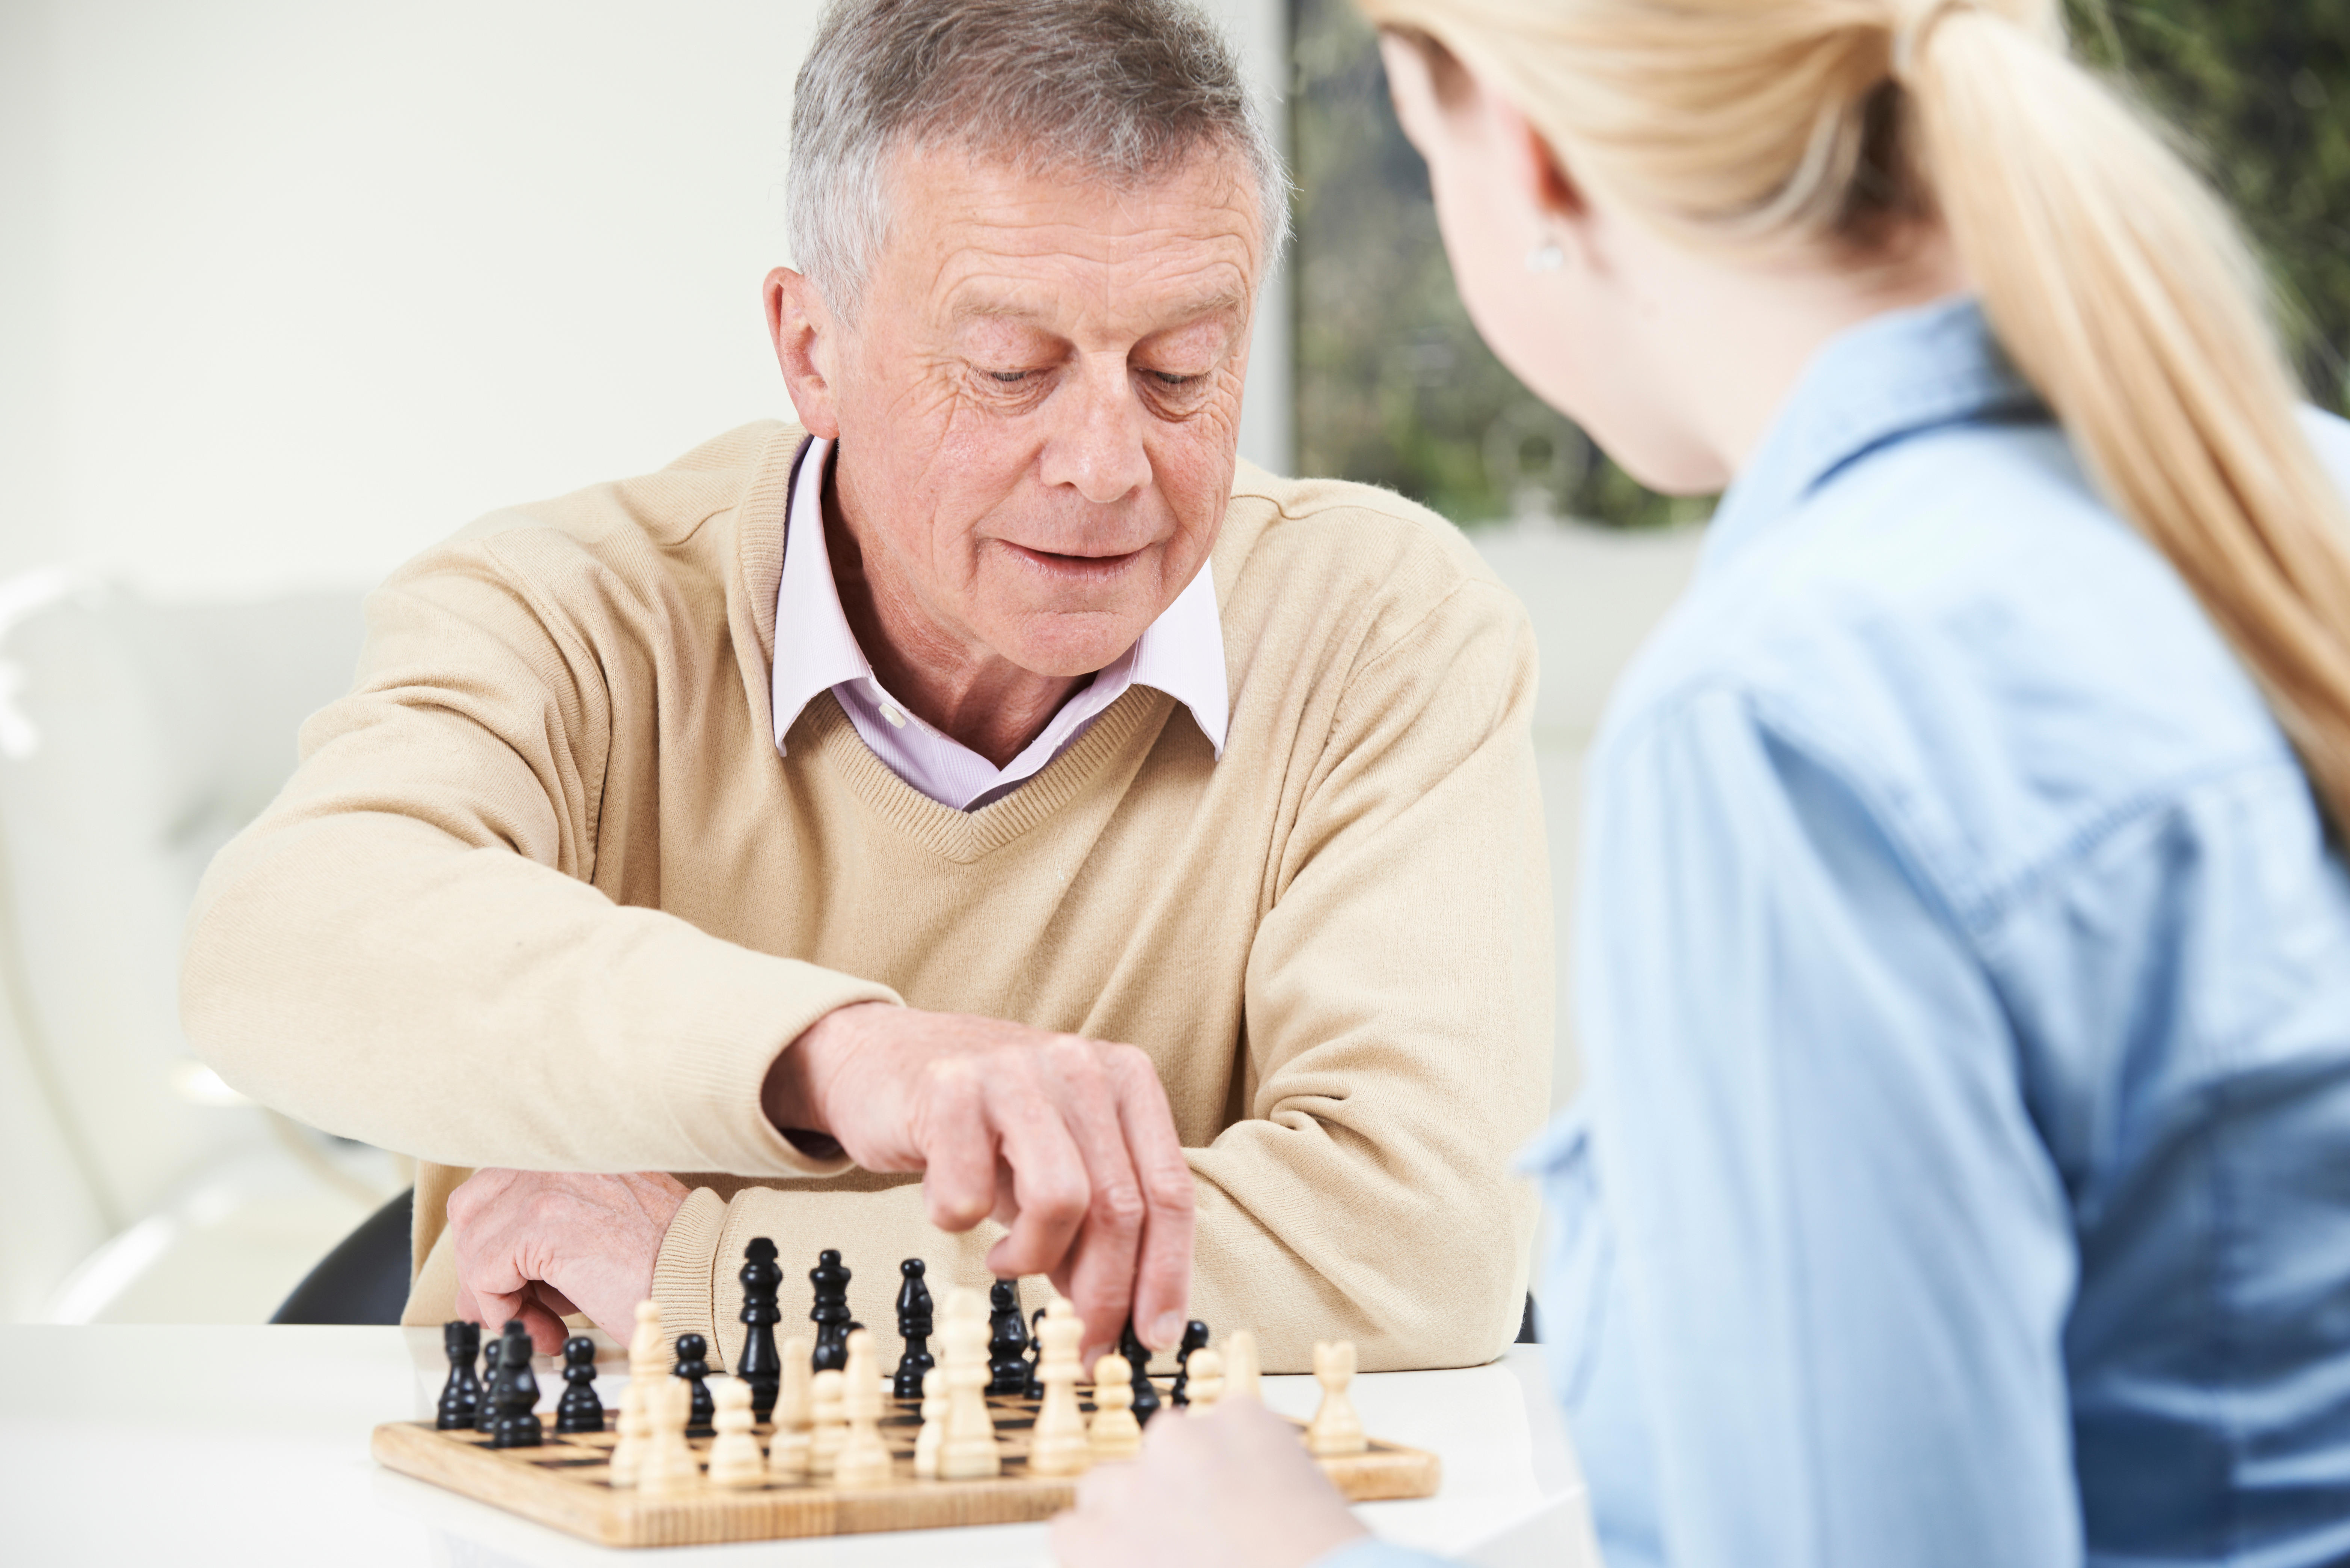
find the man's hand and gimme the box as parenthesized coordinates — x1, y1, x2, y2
(765, 1002, 1196, 1363)
(447, 1168, 690, 1353)
(1052, 1397, 1369, 1568)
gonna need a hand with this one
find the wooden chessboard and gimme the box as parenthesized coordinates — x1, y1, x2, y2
(373, 1384, 1440, 1548)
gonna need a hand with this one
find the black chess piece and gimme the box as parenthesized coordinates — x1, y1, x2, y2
(1022, 1307, 1047, 1398)
(555, 1334, 604, 1434)
(893, 1259, 935, 1399)
(489, 1327, 544, 1449)
(673, 1332, 716, 1436)
(987, 1279, 1030, 1396)
(436, 1320, 482, 1430)
(1118, 1319, 1162, 1425)
(737, 1237, 783, 1422)
(478, 1318, 524, 1432)
(810, 1248, 853, 1373)
(1169, 1320, 1211, 1406)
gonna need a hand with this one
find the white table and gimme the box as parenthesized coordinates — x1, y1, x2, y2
(0, 1326, 1597, 1566)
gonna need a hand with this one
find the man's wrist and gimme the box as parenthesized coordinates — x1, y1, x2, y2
(763, 1001, 890, 1148)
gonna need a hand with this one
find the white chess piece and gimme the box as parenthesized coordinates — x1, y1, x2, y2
(639, 1375, 701, 1495)
(1087, 1353, 1142, 1461)
(1305, 1340, 1367, 1456)
(607, 1376, 653, 1488)
(628, 1299, 666, 1375)
(1026, 1297, 1090, 1477)
(767, 1339, 813, 1483)
(833, 1328, 894, 1488)
(1180, 1347, 1224, 1412)
(912, 1366, 947, 1479)
(938, 1287, 1002, 1479)
(607, 1299, 666, 1487)
(705, 1377, 764, 1487)
(1221, 1330, 1262, 1403)
(808, 1368, 847, 1477)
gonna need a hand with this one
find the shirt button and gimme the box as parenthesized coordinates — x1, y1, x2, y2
(881, 705, 906, 728)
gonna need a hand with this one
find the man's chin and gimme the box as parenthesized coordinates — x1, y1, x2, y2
(989, 608, 1155, 679)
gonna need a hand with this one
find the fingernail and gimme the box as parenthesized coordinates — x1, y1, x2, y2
(1152, 1311, 1184, 1350)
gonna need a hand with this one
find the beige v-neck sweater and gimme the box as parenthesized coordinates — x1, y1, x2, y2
(182, 421, 1551, 1373)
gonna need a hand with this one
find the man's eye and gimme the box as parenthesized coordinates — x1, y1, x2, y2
(989, 370, 1033, 385)
(1150, 371, 1204, 389)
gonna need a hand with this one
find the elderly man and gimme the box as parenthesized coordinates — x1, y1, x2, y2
(183, 0, 1548, 1375)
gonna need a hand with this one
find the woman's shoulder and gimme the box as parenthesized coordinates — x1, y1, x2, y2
(1596, 414, 2322, 920)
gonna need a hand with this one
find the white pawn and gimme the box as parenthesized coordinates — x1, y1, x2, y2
(607, 1299, 666, 1488)
(834, 1329, 893, 1489)
(1305, 1341, 1367, 1456)
(938, 1287, 1002, 1480)
(808, 1368, 847, 1477)
(767, 1339, 813, 1483)
(1180, 1347, 1224, 1412)
(1087, 1354, 1142, 1461)
(607, 1377, 653, 1488)
(912, 1366, 947, 1479)
(705, 1377, 764, 1487)
(1027, 1297, 1090, 1478)
(1222, 1330, 1262, 1403)
(640, 1375, 701, 1495)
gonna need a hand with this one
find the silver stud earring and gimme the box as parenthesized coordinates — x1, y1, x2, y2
(1525, 242, 1565, 274)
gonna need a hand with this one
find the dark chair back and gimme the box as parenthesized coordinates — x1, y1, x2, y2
(272, 1187, 414, 1324)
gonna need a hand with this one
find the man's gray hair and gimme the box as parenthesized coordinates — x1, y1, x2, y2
(787, 0, 1291, 320)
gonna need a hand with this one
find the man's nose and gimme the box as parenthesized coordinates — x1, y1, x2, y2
(1038, 357, 1151, 506)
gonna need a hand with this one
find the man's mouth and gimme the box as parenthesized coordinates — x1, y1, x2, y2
(1000, 541, 1148, 578)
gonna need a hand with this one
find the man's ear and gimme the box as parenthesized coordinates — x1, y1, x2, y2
(766, 267, 843, 439)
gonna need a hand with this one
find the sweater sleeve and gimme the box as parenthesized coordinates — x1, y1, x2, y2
(1188, 575, 1553, 1373)
(180, 530, 897, 1176)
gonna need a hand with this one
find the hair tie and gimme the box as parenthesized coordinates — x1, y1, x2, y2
(1893, 0, 1976, 80)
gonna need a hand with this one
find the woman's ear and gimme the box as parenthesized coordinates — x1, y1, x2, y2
(1483, 91, 1584, 228)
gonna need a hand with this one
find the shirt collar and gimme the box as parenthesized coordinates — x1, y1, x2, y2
(1702, 295, 2044, 573)
(770, 436, 1229, 759)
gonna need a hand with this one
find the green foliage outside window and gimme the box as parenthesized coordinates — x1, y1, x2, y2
(1288, 0, 2350, 529)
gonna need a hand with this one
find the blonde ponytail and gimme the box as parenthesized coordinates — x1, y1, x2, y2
(1358, 0, 2350, 832)
(1907, 5, 2350, 830)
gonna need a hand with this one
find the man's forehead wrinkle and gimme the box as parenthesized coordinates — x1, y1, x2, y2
(927, 249, 1254, 341)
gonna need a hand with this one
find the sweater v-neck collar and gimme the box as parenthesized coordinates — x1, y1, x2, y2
(724, 424, 1177, 863)
(795, 687, 1174, 863)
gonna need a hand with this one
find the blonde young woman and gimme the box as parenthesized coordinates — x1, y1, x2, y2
(1057, 2, 2350, 1566)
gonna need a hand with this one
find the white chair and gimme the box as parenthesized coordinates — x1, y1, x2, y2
(0, 572, 406, 1324)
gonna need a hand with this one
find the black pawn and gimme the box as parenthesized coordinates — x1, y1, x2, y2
(893, 1259, 935, 1400)
(1169, 1320, 1211, 1407)
(810, 1249, 853, 1373)
(1022, 1307, 1047, 1399)
(673, 1332, 715, 1437)
(436, 1320, 482, 1430)
(737, 1237, 783, 1422)
(477, 1318, 523, 1433)
(555, 1335, 604, 1434)
(1118, 1319, 1161, 1425)
(987, 1280, 1030, 1396)
(489, 1327, 544, 1449)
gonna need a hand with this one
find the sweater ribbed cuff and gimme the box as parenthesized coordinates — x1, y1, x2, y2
(651, 1185, 729, 1351)
(655, 960, 897, 1177)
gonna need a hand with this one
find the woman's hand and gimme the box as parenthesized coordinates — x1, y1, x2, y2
(1052, 1397, 1370, 1568)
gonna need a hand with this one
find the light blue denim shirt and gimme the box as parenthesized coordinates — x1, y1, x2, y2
(1328, 299, 2350, 1568)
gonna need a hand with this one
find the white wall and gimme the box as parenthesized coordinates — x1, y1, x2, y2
(0, 0, 1293, 601)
